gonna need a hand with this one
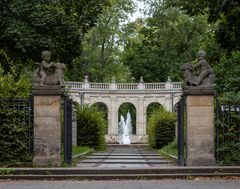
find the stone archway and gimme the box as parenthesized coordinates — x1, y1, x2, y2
(67, 80, 182, 143)
(92, 102, 108, 134)
(118, 102, 137, 135)
(146, 102, 163, 120)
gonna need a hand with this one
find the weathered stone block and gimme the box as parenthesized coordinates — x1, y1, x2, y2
(187, 96, 214, 106)
(33, 91, 62, 167)
(186, 95, 215, 166)
(187, 106, 214, 117)
(187, 113, 214, 128)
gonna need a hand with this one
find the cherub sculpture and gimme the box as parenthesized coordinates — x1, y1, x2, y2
(33, 51, 66, 87)
(181, 50, 215, 87)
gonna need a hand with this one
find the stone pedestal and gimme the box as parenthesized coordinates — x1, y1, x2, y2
(184, 87, 216, 166)
(32, 86, 63, 166)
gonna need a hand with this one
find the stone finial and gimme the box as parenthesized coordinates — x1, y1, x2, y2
(84, 75, 88, 83)
(139, 76, 144, 83)
(111, 76, 116, 84)
(167, 76, 172, 83)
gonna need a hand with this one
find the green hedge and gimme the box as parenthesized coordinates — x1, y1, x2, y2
(0, 107, 32, 164)
(216, 92, 240, 165)
(76, 105, 106, 150)
(147, 108, 176, 149)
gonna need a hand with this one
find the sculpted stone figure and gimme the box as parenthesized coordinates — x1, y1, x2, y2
(33, 51, 66, 87)
(181, 50, 215, 87)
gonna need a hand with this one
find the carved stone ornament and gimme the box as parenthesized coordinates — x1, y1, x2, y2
(33, 51, 66, 87)
(180, 50, 215, 88)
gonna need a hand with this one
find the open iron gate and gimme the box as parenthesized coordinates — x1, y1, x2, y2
(177, 96, 185, 166)
(64, 96, 73, 164)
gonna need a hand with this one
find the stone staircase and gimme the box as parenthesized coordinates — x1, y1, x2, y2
(76, 144, 175, 168)
(1, 145, 240, 180)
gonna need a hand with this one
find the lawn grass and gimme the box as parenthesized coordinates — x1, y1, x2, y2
(72, 146, 92, 156)
(158, 139, 178, 157)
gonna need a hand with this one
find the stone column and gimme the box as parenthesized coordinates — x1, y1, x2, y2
(184, 88, 215, 166)
(164, 94, 172, 112)
(137, 97, 144, 135)
(110, 96, 118, 135)
(32, 86, 63, 166)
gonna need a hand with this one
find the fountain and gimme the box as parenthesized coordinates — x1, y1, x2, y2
(118, 111, 131, 144)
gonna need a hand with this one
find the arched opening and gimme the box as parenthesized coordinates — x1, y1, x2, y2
(146, 102, 163, 122)
(92, 102, 108, 134)
(118, 102, 136, 135)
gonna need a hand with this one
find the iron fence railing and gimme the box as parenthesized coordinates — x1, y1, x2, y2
(63, 96, 73, 165)
(215, 96, 240, 163)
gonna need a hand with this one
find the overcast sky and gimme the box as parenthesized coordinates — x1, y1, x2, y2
(129, 0, 145, 22)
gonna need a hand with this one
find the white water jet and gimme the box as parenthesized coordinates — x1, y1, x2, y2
(118, 112, 131, 144)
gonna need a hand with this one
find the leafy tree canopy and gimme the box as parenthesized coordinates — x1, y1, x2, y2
(122, 4, 215, 82)
(0, 0, 111, 70)
(67, 0, 134, 82)
(166, 0, 240, 53)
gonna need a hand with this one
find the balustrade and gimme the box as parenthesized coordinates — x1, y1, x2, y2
(66, 81, 182, 91)
(145, 83, 165, 90)
(117, 83, 138, 90)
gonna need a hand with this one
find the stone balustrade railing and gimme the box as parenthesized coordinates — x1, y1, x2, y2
(66, 81, 182, 91)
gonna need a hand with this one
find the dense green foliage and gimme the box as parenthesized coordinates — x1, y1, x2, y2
(0, 50, 31, 98)
(67, 0, 133, 82)
(146, 102, 163, 122)
(92, 102, 108, 134)
(147, 108, 176, 149)
(0, 0, 111, 74)
(216, 92, 240, 165)
(122, 5, 216, 82)
(214, 52, 240, 92)
(0, 104, 32, 164)
(76, 105, 106, 150)
(166, 0, 240, 54)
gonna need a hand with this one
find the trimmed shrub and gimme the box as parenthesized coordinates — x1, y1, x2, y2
(147, 108, 176, 149)
(0, 106, 32, 164)
(76, 105, 106, 150)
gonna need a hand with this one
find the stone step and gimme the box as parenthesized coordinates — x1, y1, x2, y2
(77, 160, 174, 164)
(1, 172, 240, 180)
(84, 156, 165, 160)
(4, 167, 240, 175)
(92, 153, 159, 156)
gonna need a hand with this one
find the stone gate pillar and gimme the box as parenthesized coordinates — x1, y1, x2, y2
(184, 88, 216, 166)
(32, 86, 63, 166)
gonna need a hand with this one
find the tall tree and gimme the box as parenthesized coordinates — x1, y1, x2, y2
(166, 0, 240, 53)
(67, 0, 134, 82)
(0, 0, 111, 72)
(122, 4, 216, 82)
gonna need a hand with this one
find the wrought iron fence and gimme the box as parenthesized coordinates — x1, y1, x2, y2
(215, 96, 240, 164)
(177, 96, 185, 166)
(63, 96, 73, 164)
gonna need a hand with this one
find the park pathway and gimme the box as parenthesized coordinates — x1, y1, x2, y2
(76, 144, 175, 168)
